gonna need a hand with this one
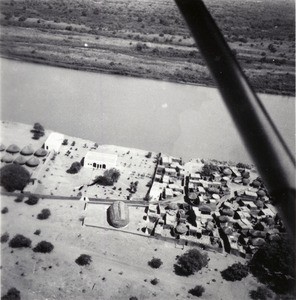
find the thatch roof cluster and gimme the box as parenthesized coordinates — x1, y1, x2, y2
(108, 201, 129, 228)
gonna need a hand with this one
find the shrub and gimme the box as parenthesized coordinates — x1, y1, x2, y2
(148, 258, 163, 269)
(1, 287, 21, 300)
(249, 286, 272, 300)
(67, 162, 82, 174)
(25, 195, 39, 205)
(221, 262, 249, 281)
(1, 232, 9, 243)
(0, 164, 31, 192)
(75, 254, 92, 266)
(33, 123, 44, 132)
(2, 207, 8, 214)
(33, 241, 54, 253)
(37, 209, 51, 220)
(18, 16, 26, 22)
(174, 249, 208, 276)
(188, 285, 205, 297)
(14, 196, 23, 203)
(129, 297, 138, 300)
(34, 229, 41, 235)
(9, 234, 31, 248)
(150, 278, 159, 285)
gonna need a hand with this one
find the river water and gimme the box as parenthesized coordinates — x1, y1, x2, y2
(1, 58, 294, 163)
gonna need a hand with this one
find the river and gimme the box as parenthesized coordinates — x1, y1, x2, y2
(0, 58, 294, 163)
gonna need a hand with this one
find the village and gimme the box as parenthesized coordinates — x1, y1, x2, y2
(0, 121, 285, 262)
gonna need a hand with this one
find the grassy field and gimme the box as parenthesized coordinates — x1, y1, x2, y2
(0, 0, 294, 95)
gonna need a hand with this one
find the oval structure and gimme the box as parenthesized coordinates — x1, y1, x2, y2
(108, 201, 129, 228)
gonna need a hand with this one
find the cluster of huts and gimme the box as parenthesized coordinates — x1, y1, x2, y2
(149, 154, 185, 201)
(0, 143, 48, 167)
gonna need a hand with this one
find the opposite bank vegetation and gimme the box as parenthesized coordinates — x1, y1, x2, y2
(0, 0, 295, 96)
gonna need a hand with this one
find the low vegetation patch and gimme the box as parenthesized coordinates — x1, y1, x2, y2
(1, 287, 21, 300)
(150, 278, 159, 285)
(0, 164, 31, 192)
(34, 229, 41, 235)
(14, 196, 24, 203)
(75, 254, 92, 266)
(174, 249, 208, 276)
(1, 207, 8, 214)
(37, 209, 51, 220)
(33, 241, 54, 253)
(188, 285, 205, 297)
(1, 232, 9, 243)
(221, 262, 249, 281)
(148, 257, 163, 269)
(25, 195, 39, 205)
(9, 234, 31, 248)
(249, 286, 272, 300)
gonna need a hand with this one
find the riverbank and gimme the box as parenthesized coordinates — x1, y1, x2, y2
(0, 0, 294, 96)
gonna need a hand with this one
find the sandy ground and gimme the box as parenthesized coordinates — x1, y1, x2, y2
(1, 194, 262, 300)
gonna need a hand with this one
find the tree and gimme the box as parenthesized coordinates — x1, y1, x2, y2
(150, 278, 159, 285)
(37, 209, 51, 220)
(2, 207, 8, 214)
(201, 163, 219, 176)
(249, 286, 272, 300)
(221, 262, 249, 281)
(1, 232, 9, 243)
(104, 168, 121, 183)
(249, 237, 295, 294)
(92, 175, 114, 186)
(75, 254, 92, 266)
(33, 241, 54, 253)
(67, 162, 82, 174)
(9, 234, 31, 248)
(1, 287, 21, 300)
(188, 285, 205, 297)
(33, 123, 44, 132)
(0, 164, 31, 192)
(174, 249, 208, 276)
(25, 195, 39, 205)
(148, 258, 163, 269)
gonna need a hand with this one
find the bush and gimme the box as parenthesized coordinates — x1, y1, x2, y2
(2, 207, 8, 214)
(75, 254, 92, 266)
(148, 258, 163, 269)
(33, 123, 44, 132)
(9, 234, 31, 248)
(249, 237, 295, 294)
(221, 262, 249, 281)
(1, 287, 21, 300)
(25, 195, 39, 205)
(67, 162, 82, 174)
(33, 241, 54, 253)
(1, 232, 9, 243)
(93, 175, 114, 186)
(37, 209, 51, 220)
(0, 164, 31, 192)
(34, 229, 41, 235)
(249, 286, 272, 300)
(14, 196, 23, 203)
(150, 278, 159, 285)
(129, 297, 138, 300)
(188, 285, 205, 297)
(174, 249, 208, 276)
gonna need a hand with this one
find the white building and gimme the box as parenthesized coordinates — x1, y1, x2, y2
(44, 132, 64, 152)
(84, 151, 117, 169)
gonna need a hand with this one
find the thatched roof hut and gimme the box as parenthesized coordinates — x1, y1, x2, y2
(6, 144, 20, 154)
(26, 157, 40, 167)
(175, 223, 188, 234)
(0, 144, 5, 151)
(242, 178, 250, 185)
(242, 171, 250, 179)
(21, 145, 34, 156)
(257, 189, 266, 197)
(1, 153, 14, 163)
(223, 226, 233, 235)
(188, 192, 198, 201)
(251, 237, 266, 247)
(34, 148, 48, 157)
(223, 168, 232, 176)
(218, 215, 229, 223)
(252, 180, 261, 188)
(108, 201, 129, 228)
(221, 208, 234, 217)
(199, 205, 212, 214)
(167, 203, 178, 210)
(13, 155, 27, 165)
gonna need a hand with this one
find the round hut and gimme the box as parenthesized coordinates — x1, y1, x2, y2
(108, 201, 129, 228)
(26, 157, 40, 167)
(242, 171, 250, 179)
(6, 144, 20, 154)
(252, 180, 261, 188)
(34, 148, 48, 157)
(199, 205, 212, 214)
(21, 145, 34, 156)
(167, 203, 178, 210)
(0, 144, 6, 151)
(223, 168, 232, 176)
(257, 189, 266, 197)
(14, 155, 27, 165)
(242, 178, 250, 185)
(1, 153, 14, 163)
(175, 223, 188, 235)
